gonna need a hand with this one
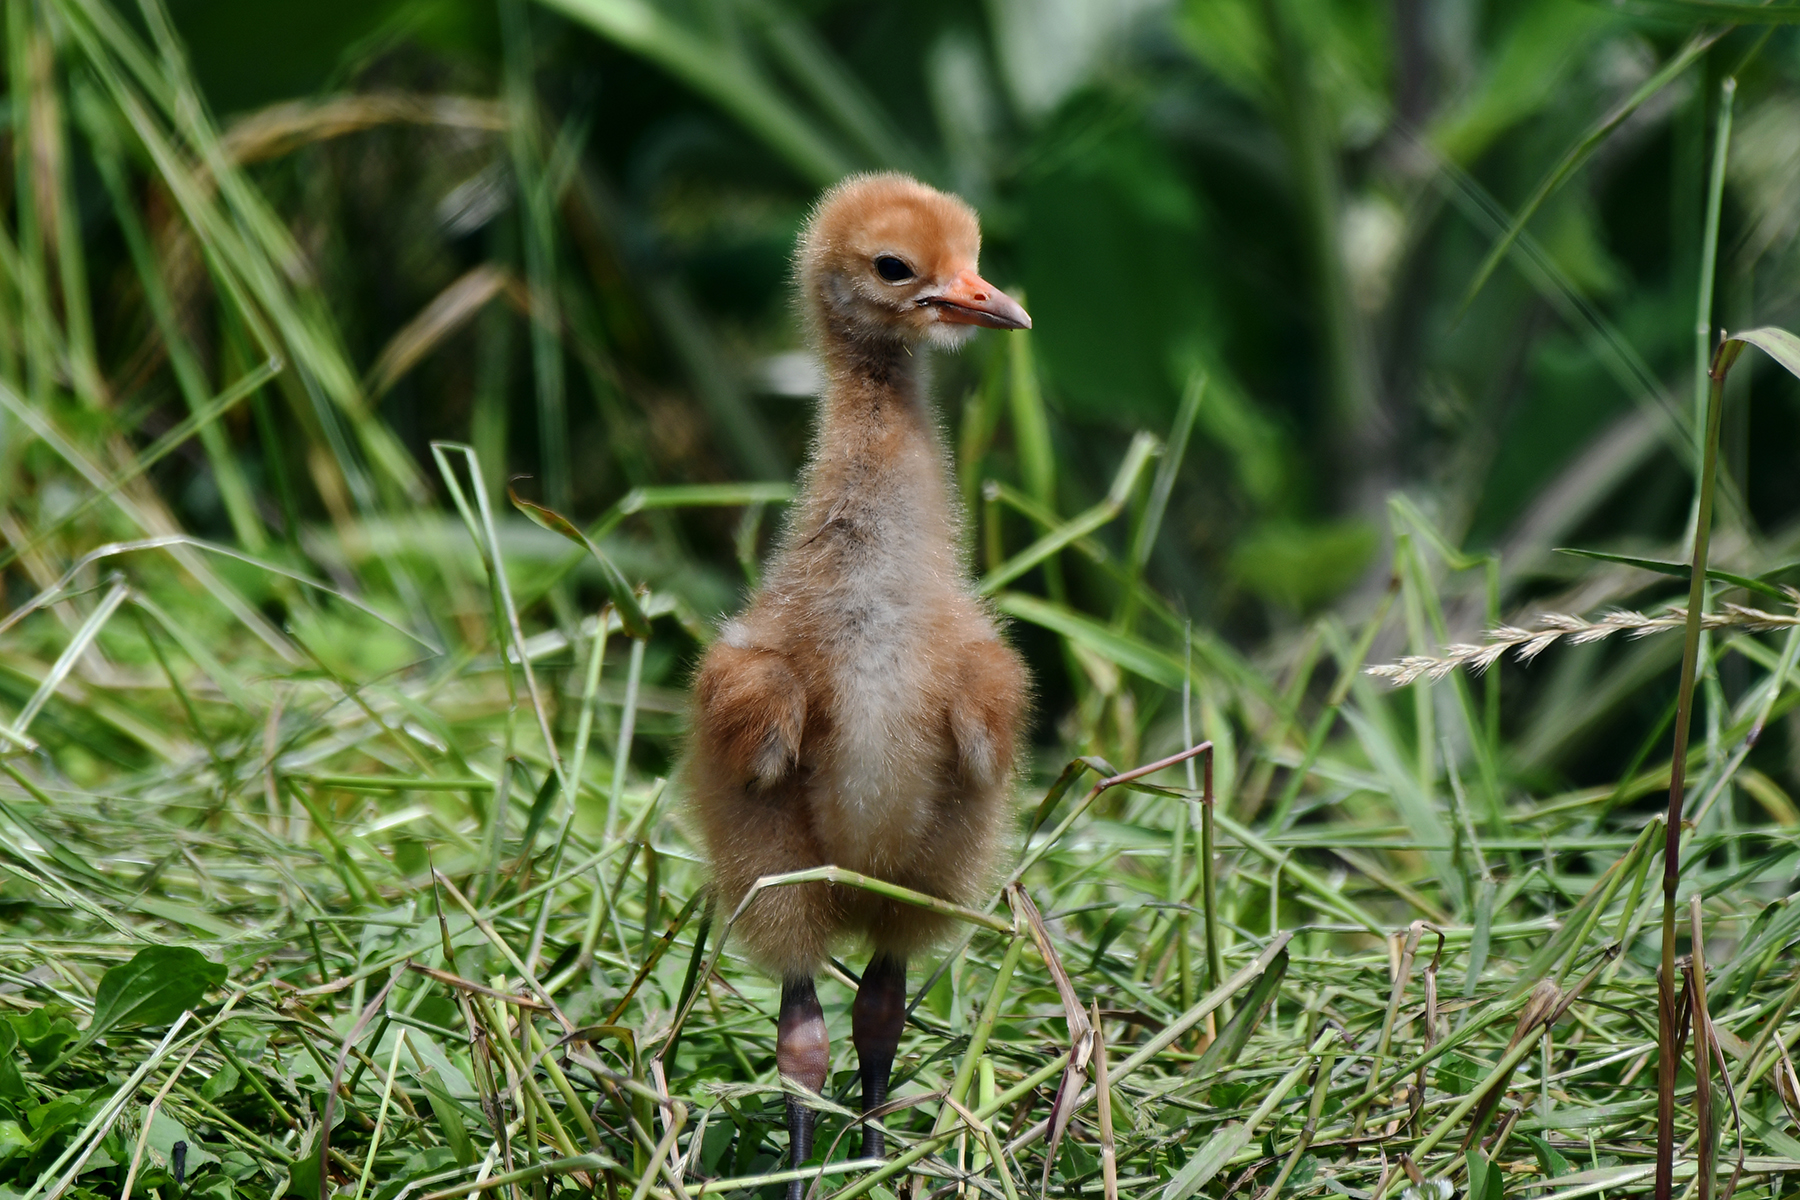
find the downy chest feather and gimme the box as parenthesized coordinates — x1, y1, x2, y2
(805, 482, 956, 867)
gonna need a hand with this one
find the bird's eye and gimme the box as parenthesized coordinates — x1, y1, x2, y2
(874, 255, 914, 283)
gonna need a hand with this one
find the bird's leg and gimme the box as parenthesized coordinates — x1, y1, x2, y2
(851, 954, 907, 1158)
(778, 975, 829, 1200)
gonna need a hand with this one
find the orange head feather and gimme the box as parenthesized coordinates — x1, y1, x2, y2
(797, 172, 1029, 354)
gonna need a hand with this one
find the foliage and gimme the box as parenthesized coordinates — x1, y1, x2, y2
(2, 1, 1800, 1199)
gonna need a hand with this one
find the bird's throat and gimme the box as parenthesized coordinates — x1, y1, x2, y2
(821, 326, 921, 403)
(811, 336, 938, 485)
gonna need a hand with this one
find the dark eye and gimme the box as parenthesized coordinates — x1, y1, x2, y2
(874, 255, 914, 283)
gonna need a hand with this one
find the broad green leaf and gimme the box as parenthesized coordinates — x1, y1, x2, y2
(1436, 1051, 1485, 1096)
(145, 1109, 221, 1176)
(1747, 1111, 1800, 1160)
(1465, 1149, 1504, 1200)
(1176, 0, 1271, 102)
(9, 1009, 78, 1068)
(22, 1090, 96, 1148)
(518, 768, 560, 855)
(199, 1060, 239, 1100)
(50, 947, 225, 1070)
(508, 485, 653, 637)
(186, 1174, 235, 1199)
(376, 1147, 461, 1200)
(1528, 1134, 1574, 1179)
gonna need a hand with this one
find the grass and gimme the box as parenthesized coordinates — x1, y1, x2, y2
(4, 2, 1800, 1200)
(7, 411, 1800, 1200)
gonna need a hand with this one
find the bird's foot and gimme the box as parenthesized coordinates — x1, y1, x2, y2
(779, 976, 829, 1200)
(854, 955, 908, 1158)
(785, 1094, 817, 1200)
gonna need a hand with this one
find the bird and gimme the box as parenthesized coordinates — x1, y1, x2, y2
(686, 172, 1031, 1197)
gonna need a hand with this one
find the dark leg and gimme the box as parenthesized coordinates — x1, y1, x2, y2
(778, 976, 829, 1200)
(851, 955, 907, 1158)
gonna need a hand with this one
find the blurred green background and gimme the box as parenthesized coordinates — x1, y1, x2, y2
(8, 0, 1800, 792)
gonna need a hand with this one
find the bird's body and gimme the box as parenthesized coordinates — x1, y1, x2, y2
(684, 173, 1030, 1190)
(691, 340, 1013, 974)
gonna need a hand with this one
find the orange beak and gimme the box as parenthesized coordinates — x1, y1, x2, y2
(926, 269, 1032, 330)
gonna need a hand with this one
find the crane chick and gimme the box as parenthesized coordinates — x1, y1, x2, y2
(687, 173, 1030, 1194)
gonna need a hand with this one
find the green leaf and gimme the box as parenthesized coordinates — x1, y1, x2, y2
(1436, 1051, 1486, 1097)
(9, 1009, 78, 1069)
(1161, 1121, 1251, 1200)
(1465, 1149, 1504, 1200)
(518, 768, 560, 856)
(508, 485, 653, 638)
(286, 1127, 327, 1200)
(23, 1089, 97, 1147)
(1430, 0, 1614, 164)
(417, 1072, 476, 1168)
(1193, 948, 1289, 1073)
(1208, 1081, 1253, 1109)
(50, 947, 225, 1070)
(0, 1022, 24, 1099)
(1025, 756, 1112, 840)
(532, 0, 851, 184)
(1059, 1135, 1098, 1183)
(186, 1174, 235, 1200)
(1528, 1134, 1574, 1179)
(1229, 520, 1378, 611)
(1458, 29, 1719, 316)
(0, 1118, 28, 1161)
(699, 1119, 735, 1175)
(1620, 0, 1800, 21)
(1089, 903, 1143, 969)
(375, 1148, 462, 1200)
(993, 592, 1182, 688)
(1731, 326, 1800, 381)
(923, 969, 954, 1021)
(1554, 547, 1790, 601)
(200, 1060, 239, 1101)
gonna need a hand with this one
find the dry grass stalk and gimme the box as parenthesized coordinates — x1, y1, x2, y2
(1367, 600, 1799, 686)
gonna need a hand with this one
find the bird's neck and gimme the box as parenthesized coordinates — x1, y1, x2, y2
(818, 333, 924, 434)
(795, 335, 956, 556)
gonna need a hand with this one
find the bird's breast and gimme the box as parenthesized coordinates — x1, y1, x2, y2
(800, 507, 958, 874)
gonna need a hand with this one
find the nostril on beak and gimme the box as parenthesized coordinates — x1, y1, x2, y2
(972, 291, 988, 301)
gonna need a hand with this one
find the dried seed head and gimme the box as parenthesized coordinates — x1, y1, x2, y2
(1510, 979, 1564, 1047)
(1368, 600, 1800, 686)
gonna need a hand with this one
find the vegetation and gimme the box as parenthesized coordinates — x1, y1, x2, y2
(3, 1, 1800, 1199)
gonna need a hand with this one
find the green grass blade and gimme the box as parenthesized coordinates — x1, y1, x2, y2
(1457, 29, 1721, 318)
(531, 0, 850, 184)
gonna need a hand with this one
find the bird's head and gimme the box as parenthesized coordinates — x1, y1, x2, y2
(797, 172, 1030, 353)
